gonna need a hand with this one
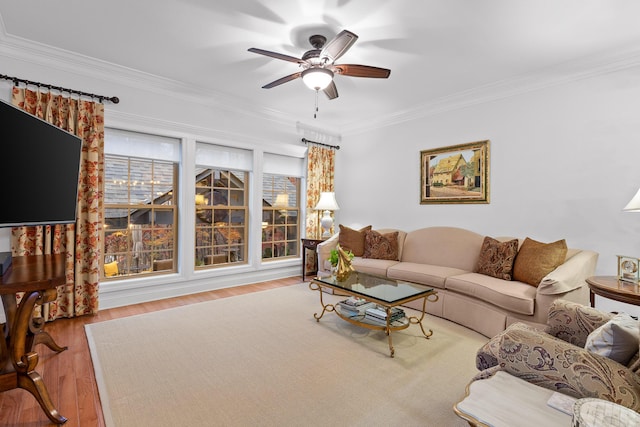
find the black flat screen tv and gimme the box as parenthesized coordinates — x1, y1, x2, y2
(0, 98, 82, 228)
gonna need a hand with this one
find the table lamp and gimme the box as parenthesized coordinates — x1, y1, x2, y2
(314, 192, 340, 238)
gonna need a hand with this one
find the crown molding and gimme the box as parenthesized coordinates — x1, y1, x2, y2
(3, 18, 640, 138)
(0, 24, 296, 129)
(341, 47, 640, 136)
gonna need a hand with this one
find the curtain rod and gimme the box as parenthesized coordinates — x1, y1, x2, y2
(1, 73, 120, 104)
(301, 138, 340, 150)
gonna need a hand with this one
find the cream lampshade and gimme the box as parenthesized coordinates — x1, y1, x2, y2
(623, 188, 640, 212)
(314, 192, 340, 238)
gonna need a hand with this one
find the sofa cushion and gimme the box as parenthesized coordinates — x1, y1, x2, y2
(445, 272, 536, 315)
(339, 224, 372, 256)
(387, 262, 467, 289)
(476, 237, 519, 280)
(364, 230, 399, 260)
(351, 257, 399, 277)
(513, 237, 568, 287)
(585, 313, 640, 366)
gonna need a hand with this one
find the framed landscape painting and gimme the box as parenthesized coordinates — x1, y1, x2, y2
(420, 140, 490, 204)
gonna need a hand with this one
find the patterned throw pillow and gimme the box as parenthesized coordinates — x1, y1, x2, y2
(512, 237, 567, 286)
(338, 225, 372, 257)
(476, 236, 519, 280)
(585, 313, 640, 365)
(363, 230, 399, 260)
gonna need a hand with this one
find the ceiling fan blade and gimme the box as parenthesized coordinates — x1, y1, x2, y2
(248, 48, 305, 64)
(333, 64, 391, 78)
(320, 30, 358, 63)
(261, 72, 302, 89)
(323, 81, 338, 100)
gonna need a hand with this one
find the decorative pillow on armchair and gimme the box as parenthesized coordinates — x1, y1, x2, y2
(338, 224, 372, 257)
(512, 237, 567, 286)
(476, 236, 519, 280)
(363, 230, 399, 260)
(585, 313, 640, 366)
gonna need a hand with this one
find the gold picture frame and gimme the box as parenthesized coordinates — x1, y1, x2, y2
(617, 255, 639, 283)
(420, 140, 490, 204)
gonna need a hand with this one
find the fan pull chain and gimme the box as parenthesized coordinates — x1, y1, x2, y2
(314, 89, 319, 119)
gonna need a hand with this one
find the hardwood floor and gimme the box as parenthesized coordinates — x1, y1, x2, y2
(0, 276, 301, 426)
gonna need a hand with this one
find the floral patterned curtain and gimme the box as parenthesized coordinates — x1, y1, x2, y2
(11, 87, 104, 319)
(305, 144, 335, 239)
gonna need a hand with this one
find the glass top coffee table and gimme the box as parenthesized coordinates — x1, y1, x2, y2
(309, 271, 438, 357)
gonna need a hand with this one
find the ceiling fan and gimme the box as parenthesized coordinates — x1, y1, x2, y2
(248, 29, 391, 100)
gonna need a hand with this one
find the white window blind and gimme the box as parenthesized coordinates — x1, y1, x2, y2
(196, 142, 253, 171)
(263, 153, 304, 177)
(105, 128, 180, 162)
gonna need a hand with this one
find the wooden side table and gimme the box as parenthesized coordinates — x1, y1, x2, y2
(0, 254, 68, 424)
(301, 238, 324, 281)
(586, 276, 640, 307)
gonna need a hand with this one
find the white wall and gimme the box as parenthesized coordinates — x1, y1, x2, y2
(336, 67, 640, 316)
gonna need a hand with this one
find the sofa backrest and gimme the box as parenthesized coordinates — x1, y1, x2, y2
(401, 226, 485, 271)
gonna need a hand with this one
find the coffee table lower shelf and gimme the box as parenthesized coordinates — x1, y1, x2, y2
(308, 281, 438, 357)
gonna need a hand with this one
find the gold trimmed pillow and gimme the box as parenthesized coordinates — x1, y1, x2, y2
(338, 225, 372, 257)
(512, 237, 567, 287)
(476, 237, 519, 280)
(363, 230, 399, 260)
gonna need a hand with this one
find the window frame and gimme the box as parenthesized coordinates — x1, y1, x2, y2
(194, 168, 249, 269)
(102, 154, 179, 279)
(261, 174, 301, 261)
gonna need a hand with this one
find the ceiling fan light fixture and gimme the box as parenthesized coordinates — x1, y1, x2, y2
(301, 68, 334, 90)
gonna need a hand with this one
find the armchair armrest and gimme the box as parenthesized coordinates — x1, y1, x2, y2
(316, 233, 339, 275)
(483, 322, 640, 411)
(537, 250, 598, 295)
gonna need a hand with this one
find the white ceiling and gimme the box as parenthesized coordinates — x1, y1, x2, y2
(2, 0, 640, 132)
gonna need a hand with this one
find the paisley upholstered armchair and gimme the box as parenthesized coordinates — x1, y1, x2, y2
(474, 299, 640, 411)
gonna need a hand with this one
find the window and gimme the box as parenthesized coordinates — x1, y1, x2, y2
(262, 174, 300, 260)
(195, 143, 252, 269)
(261, 153, 305, 261)
(195, 169, 248, 267)
(103, 129, 180, 278)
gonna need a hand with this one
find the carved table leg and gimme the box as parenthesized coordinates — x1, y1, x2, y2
(10, 291, 67, 424)
(17, 354, 67, 424)
(27, 288, 67, 353)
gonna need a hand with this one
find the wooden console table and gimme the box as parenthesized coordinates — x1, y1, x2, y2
(0, 254, 68, 424)
(586, 276, 640, 307)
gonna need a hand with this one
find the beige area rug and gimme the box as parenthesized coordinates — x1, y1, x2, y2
(86, 283, 488, 427)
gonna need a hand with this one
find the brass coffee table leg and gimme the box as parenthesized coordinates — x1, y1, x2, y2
(385, 309, 395, 357)
(308, 282, 335, 321)
(409, 294, 438, 339)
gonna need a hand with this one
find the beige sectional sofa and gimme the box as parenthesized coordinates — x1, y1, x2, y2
(316, 226, 598, 338)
